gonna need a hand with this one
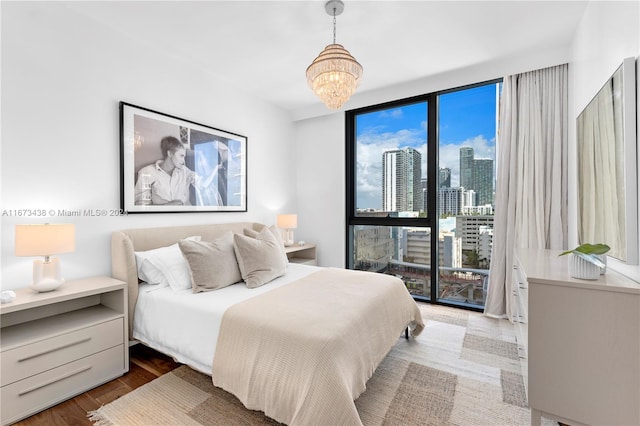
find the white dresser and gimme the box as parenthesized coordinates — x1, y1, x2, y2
(511, 255, 529, 396)
(0, 277, 128, 425)
(514, 248, 640, 426)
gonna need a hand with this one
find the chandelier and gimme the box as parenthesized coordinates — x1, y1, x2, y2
(306, 0, 363, 109)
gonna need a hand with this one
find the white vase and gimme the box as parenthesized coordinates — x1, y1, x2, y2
(596, 254, 607, 275)
(569, 254, 601, 280)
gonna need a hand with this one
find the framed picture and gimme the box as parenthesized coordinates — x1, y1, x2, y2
(120, 102, 247, 213)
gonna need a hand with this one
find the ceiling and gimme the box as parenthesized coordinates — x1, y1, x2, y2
(63, 0, 589, 117)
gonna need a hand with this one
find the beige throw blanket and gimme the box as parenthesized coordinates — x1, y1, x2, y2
(212, 267, 425, 425)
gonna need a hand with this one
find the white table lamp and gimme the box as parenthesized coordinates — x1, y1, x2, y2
(15, 223, 75, 292)
(277, 214, 298, 246)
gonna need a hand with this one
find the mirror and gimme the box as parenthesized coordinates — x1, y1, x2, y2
(577, 57, 638, 264)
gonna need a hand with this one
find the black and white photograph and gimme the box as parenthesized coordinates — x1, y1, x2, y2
(120, 102, 247, 213)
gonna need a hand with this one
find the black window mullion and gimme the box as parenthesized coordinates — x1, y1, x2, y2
(427, 95, 439, 302)
(345, 109, 356, 267)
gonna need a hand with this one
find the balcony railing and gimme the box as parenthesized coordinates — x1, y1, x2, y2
(355, 258, 488, 307)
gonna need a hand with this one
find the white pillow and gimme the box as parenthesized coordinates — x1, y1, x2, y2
(135, 236, 201, 290)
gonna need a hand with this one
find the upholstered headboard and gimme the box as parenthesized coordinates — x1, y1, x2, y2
(111, 222, 263, 335)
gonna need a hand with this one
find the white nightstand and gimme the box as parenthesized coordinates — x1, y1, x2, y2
(0, 277, 129, 425)
(285, 243, 317, 266)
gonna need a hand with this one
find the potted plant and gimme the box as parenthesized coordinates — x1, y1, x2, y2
(559, 243, 610, 279)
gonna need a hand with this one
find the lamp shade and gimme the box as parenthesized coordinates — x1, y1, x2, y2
(277, 214, 298, 229)
(15, 224, 75, 257)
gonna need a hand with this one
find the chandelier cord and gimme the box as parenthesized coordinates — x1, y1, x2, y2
(332, 7, 337, 44)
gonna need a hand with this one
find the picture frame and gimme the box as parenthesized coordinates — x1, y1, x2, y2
(120, 102, 247, 213)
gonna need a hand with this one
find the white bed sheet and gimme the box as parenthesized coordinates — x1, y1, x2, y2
(133, 263, 320, 374)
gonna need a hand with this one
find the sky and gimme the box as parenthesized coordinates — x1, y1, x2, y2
(356, 83, 499, 210)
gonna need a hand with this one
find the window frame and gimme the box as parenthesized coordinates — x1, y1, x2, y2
(345, 79, 501, 309)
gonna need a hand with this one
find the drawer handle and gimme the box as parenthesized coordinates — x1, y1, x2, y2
(18, 337, 92, 362)
(17, 365, 92, 396)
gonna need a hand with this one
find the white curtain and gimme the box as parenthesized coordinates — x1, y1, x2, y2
(577, 73, 626, 260)
(484, 64, 568, 319)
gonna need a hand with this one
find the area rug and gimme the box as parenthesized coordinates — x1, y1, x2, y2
(89, 304, 555, 425)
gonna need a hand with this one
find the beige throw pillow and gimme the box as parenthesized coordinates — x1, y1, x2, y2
(234, 227, 287, 288)
(178, 232, 242, 293)
(243, 225, 289, 265)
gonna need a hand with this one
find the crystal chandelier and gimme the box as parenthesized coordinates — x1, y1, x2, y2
(306, 0, 363, 109)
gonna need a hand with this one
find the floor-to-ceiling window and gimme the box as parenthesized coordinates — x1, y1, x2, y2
(346, 80, 501, 310)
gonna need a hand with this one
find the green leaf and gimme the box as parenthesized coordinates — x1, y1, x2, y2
(558, 243, 610, 257)
(574, 243, 611, 255)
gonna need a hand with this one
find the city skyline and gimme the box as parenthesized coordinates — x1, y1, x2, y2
(356, 83, 499, 210)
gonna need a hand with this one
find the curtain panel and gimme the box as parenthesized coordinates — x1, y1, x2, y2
(577, 78, 626, 260)
(484, 64, 568, 319)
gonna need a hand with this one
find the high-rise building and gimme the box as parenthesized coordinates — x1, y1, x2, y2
(353, 225, 394, 272)
(474, 158, 494, 206)
(441, 232, 462, 269)
(400, 228, 462, 268)
(421, 178, 428, 212)
(461, 204, 494, 215)
(438, 187, 475, 216)
(459, 147, 474, 190)
(455, 215, 495, 252)
(458, 147, 494, 206)
(382, 147, 422, 213)
(402, 228, 431, 264)
(439, 167, 451, 188)
(477, 226, 493, 267)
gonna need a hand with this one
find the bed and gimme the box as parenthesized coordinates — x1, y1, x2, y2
(112, 222, 424, 425)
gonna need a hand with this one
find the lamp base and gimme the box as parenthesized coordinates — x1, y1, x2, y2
(282, 229, 295, 247)
(31, 258, 65, 292)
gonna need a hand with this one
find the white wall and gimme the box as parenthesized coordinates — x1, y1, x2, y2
(568, 0, 640, 282)
(1, 2, 297, 289)
(295, 113, 345, 266)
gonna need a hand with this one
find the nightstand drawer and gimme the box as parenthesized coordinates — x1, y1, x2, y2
(1, 318, 123, 386)
(1, 345, 124, 425)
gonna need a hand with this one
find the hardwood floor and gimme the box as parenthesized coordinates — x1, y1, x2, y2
(12, 344, 181, 426)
